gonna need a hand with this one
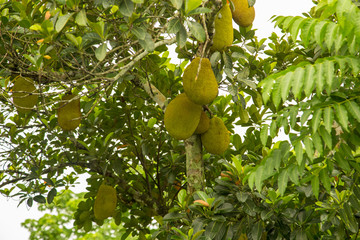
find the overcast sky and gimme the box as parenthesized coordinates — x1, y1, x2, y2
(0, 1, 315, 239)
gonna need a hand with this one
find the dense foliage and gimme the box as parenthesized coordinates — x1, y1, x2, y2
(1, 0, 360, 239)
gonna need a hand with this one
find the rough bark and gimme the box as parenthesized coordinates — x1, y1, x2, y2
(185, 134, 204, 195)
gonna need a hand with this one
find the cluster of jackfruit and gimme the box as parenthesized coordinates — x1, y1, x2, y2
(11, 76, 82, 131)
(164, 57, 230, 155)
(211, 1, 255, 51)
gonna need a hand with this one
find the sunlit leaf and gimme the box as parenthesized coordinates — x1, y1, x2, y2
(55, 13, 74, 32)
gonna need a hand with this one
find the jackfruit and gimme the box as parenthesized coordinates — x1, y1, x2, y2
(57, 93, 81, 131)
(182, 57, 218, 105)
(12, 76, 38, 113)
(164, 93, 202, 140)
(211, 4, 234, 51)
(231, 0, 255, 27)
(201, 116, 230, 155)
(94, 184, 117, 220)
(194, 111, 210, 134)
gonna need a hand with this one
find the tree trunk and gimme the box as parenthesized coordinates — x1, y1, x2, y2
(185, 134, 204, 195)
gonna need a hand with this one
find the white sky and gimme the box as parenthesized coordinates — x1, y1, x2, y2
(0, 1, 314, 239)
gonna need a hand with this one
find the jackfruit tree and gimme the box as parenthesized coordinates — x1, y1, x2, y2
(1, 0, 360, 239)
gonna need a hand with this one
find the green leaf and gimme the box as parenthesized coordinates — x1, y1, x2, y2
(30, 23, 42, 31)
(95, 43, 107, 61)
(139, 33, 155, 52)
(319, 168, 331, 193)
(311, 175, 319, 199)
(195, 191, 208, 201)
(304, 64, 315, 97)
(335, 152, 351, 172)
(34, 195, 46, 204)
(300, 109, 312, 126)
(65, 33, 80, 47)
(292, 66, 305, 100)
(89, 21, 105, 39)
(75, 9, 87, 26)
(187, 21, 205, 42)
(170, 0, 183, 9)
(340, 203, 359, 233)
(289, 17, 306, 40)
(303, 136, 314, 161)
(294, 141, 303, 166)
(315, 62, 324, 95)
(312, 131, 323, 156)
(187, 7, 212, 15)
(104, 132, 114, 146)
(177, 189, 187, 207)
(27, 197, 33, 207)
(177, 24, 187, 48)
(185, 0, 202, 14)
(278, 169, 288, 196)
(55, 13, 74, 32)
(119, 0, 134, 17)
(147, 117, 157, 128)
(323, 107, 333, 133)
(251, 221, 263, 240)
(314, 21, 328, 50)
(288, 165, 299, 185)
(260, 77, 275, 104)
(280, 72, 292, 102)
(168, 18, 182, 34)
(255, 166, 264, 191)
(319, 125, 332, 149)
(272, 81, 282, 108)
(260, 124, 268, 146)
(312, 108, 322, 134)
(47, 188, 57, 204)
(334, 104, 349, 132)
(345, 101, 360, 122)
(323, 60, 334, 93)
(131, 26, 146, 40)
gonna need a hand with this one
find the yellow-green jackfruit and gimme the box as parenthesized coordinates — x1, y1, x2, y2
(231, 0, 255, 27)
(182, 57, 218, 105)
(57, 93, 81, 131)
(201, 116, 230, 155)
(194, 111, 210, 134)
(94, 184, 117, 220)
(164, 93, 202, 140)
(211, 4, 234, 51)
(12, 76, 38, 113)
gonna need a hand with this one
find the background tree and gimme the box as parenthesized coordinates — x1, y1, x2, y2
(22, 190, 136, 240)
(1, 0, 360, 239)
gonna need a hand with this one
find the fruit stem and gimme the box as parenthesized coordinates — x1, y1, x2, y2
(185, 134, 204, 194)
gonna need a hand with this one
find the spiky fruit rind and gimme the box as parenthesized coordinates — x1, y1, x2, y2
(164, 93, 202, 140)
(12, 76, 38, 113)
(182, 57, 218, 105)
(211, 4, 234, 51)
(94, 184, 117, 220)
(57, 94, 81, 131)
(194, 111, 210, 134)
(231, 0, 255, 27)
(201, 116, 230, 155)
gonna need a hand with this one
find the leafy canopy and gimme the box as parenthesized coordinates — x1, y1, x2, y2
(1, 0, 360, 239)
